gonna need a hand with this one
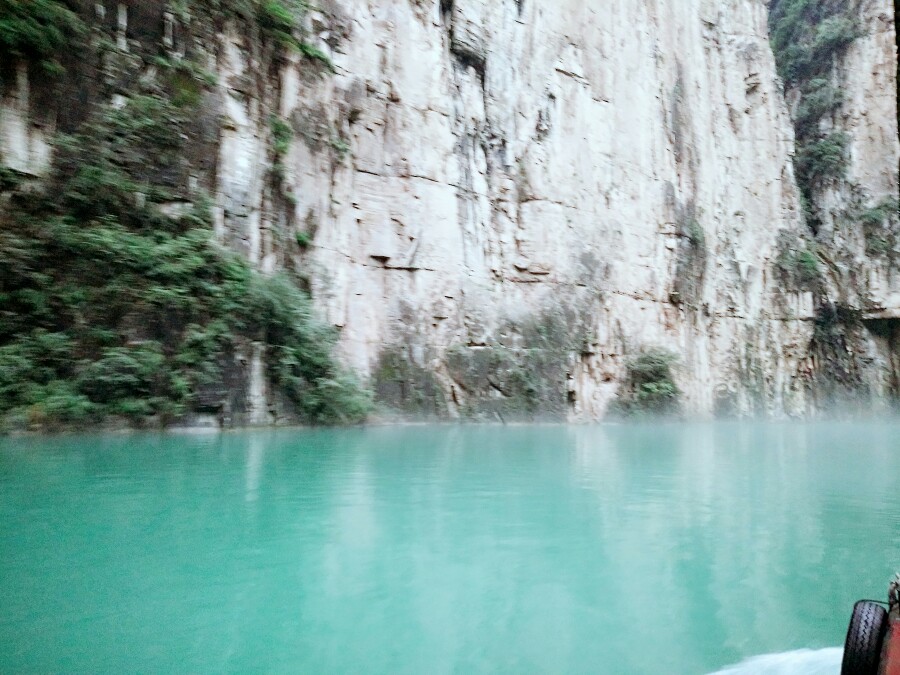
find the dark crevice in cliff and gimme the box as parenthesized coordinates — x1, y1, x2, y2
(439, 0, 486, 89)
(452, 50, 486, 90)
(863, 317, 900, 401)
(805, 303, 870, 409)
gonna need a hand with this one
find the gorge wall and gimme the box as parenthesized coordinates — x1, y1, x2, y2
(1, 0, 898, 425)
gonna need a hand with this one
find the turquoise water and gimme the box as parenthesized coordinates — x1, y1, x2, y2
(1, 423, 898, 674)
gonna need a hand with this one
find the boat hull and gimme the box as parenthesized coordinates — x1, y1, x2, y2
(883, 620, 900, 675)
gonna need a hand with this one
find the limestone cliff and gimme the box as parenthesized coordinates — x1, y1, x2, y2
(1, 0, 897, 424)
(768, 0, 900, 411)
(290, 0, 899, 418)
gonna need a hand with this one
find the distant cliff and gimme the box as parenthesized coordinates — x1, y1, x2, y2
(1, 0, 898, 430)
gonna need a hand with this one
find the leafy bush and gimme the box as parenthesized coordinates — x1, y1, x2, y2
(812, 16, 861, 60)
(686, 218, 705, 247)
(795, 132, 850, 186)
(768, 0, 861, 234)
(860, 198, 898, 256)
(769, 0, 861, 87)
(153, 56, 218, 109)
(0, 0, 86, 75)
(32, 381, 95, 424)
(865, 233, 891, 256)
(270, 115, 293, 184)
(0, 167, 25, 191)
(76, 345, 167, 404)
(329, 136, 351, 160)
(255, 0, 333, 68)
(251, 273, 371, 423)
(612, 349, 680, 416)
(270, 115, 293, 157)
(0, 53, 368, 430)
(298, 42, 333, 67)
(859, 198, 899, 228)
(257, 0, 298, 45)
(628, 350, 677, 384)
(794, 79, 842, 139)
(795, 248, 821, 283)
(0, 331, 72, 407)
(775, 235, 822, 291)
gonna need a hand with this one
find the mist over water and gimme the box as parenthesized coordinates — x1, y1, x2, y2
(1, 422, 898, 673)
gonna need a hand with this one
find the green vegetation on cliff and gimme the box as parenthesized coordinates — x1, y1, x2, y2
(0, 1, 369, 431)
(0, 0, 85, 75)
(768, 0, 862, 230)
(611, 349, 681, 416)
(256, 0, 333, 66)
(770, 3, 861, 88)
(861, 198, 900, 255)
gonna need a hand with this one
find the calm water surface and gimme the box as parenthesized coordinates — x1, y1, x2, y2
(1, 422, 898, 674)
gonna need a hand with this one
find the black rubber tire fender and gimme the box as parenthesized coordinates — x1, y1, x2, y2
(841, 600, 889, 675)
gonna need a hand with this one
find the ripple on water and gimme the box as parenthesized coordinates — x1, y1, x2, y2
(709, 648, 843, 675)
(0, 424, 894, 673)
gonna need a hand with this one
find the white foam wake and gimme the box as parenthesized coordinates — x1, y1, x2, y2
(708, 648, 843, 675)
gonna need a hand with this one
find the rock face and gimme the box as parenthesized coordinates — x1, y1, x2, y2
(2, 0, 898, 421)
(283, 0, 898, 418)
(0, 63, 55, 178)
(801, 0, 900, 411)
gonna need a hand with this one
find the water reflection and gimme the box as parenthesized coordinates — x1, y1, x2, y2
(0, 423, 898, 674)
(244, 434, 264, 503)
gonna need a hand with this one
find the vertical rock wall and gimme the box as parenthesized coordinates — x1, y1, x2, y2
(275, 0, 893, 418)
(0, 62, 54, 177)
(773, 0, 900, 410)
(1, 0, 897, 421)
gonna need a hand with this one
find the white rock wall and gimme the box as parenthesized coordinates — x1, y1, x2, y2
(0, 62, 54, 177)
(789, 0, 900, 409)
(834, 0, 900, 312)
(269, 0, 859, 418)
